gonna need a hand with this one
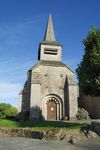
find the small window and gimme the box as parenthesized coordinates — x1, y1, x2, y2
(44, 49, 58, 55)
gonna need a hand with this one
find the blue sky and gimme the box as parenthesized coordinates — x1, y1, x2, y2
(0, 0, 100, 107)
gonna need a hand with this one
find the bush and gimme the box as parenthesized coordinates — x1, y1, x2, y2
(0, 103, 18, 119)
(76, 108, 90, 120)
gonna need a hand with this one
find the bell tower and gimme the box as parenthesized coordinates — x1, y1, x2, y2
(38, 14, 62, 62)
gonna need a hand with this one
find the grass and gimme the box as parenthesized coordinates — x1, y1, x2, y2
(0, 119, 20, 127)
(0, 119, 90, 130)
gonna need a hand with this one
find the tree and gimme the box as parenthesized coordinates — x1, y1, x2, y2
(0, 103, 18, 118)
(76, 27, 100, 96)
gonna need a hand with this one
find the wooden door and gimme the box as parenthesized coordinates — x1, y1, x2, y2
(47, 100, 57, 120)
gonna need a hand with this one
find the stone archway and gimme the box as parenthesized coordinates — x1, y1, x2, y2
(42, 94, 63, 120)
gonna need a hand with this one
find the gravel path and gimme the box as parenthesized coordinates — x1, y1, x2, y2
(0, 137, 100, 150)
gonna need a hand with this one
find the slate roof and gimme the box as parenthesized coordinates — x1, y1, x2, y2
(29, 60, 74, 73)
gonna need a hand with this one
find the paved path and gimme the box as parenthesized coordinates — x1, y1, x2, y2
(0, 137, 100, 150)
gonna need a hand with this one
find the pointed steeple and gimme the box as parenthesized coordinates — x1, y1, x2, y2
(38, 14, 62, 61)
(44, 14, 56, 42)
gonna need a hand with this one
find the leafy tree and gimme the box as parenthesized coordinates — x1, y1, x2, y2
(76, 27, 100, 96)
(0, 103, 18, 118)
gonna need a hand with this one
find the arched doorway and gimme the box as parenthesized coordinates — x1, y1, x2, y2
(47, 100, 57, 120)
(42, 94, 63, 120)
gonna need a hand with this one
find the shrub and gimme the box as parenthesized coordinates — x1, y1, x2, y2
(76, 108, 90, 120)
(0, 103, 18, 119)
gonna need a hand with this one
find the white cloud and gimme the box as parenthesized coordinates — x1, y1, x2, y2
(0, 82, 22, 107)
(0, 82, 21, 99)
(0, 58, 34, 83)
(0, 14, 47, 107)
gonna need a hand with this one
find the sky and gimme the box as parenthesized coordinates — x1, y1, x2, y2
(0, 0, 100, 107)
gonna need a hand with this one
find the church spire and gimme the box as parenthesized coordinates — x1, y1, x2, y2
(44, 14, 56, 42)
(38, 14, 62, 61)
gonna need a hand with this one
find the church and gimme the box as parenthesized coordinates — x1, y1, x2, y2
(19, 14, 78, 121)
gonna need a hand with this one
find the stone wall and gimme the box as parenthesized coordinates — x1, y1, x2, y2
(79, 92, 100, 119)
(21, 60, 78, 120)
(40, 44, 62, 62)
(0, 127, 99, 141)
(0, 128, 44, 139)
(29, 64, 78, 120)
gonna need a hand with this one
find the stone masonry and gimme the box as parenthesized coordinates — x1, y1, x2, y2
(19, 14, 78, 121)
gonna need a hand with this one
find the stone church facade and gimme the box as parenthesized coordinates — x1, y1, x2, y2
(19, 14, 78, 121)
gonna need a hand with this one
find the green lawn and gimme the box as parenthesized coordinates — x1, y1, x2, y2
(0, 119, 90, 129)
(0, 119, 20, 127)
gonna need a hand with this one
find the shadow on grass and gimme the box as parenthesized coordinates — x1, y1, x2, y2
(0, 119, 90, 129)
(18, 121, 89, 129)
